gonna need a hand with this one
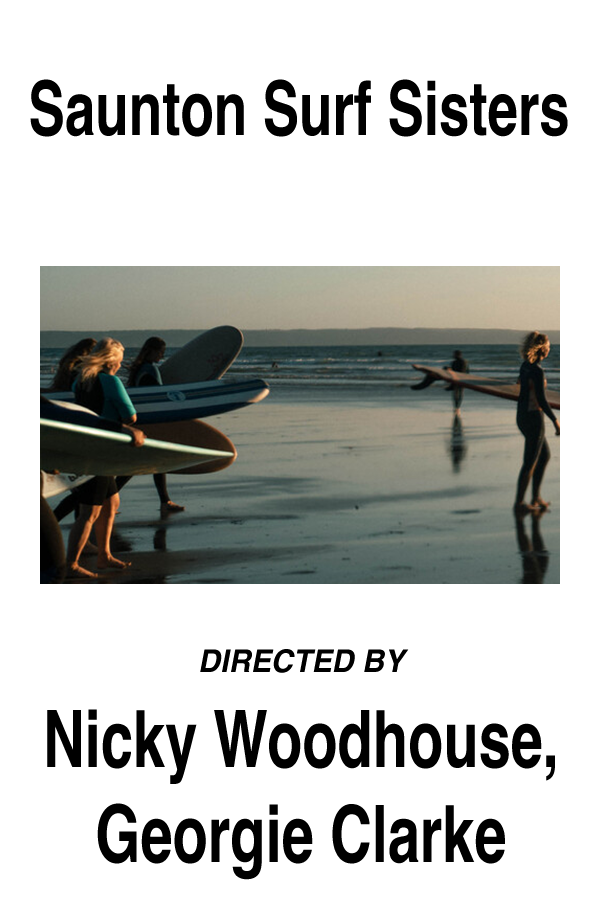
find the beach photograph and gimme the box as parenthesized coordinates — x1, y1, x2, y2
(40, 266, 560, 584)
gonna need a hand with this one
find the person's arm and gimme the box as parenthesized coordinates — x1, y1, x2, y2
(532, 366, 560, 433)
(104, 374, 138, 424)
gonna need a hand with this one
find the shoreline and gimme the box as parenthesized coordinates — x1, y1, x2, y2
(52, 390, 560, 585)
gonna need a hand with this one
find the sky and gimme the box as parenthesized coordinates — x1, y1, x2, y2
(40, 266, 559, 331)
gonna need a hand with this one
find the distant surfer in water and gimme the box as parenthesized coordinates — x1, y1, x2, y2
(118, 337, 185, 515)
(445, 350, 469, 413)
(66, 338, 144, 577)
(514, 332, 560, 515)
(46, 337, 97, 391)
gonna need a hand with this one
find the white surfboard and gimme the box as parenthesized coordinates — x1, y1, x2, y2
(41, 418, 234, 476)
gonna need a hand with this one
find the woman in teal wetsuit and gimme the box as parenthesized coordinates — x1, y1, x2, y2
(514, 332, 560, 514)
(122, 337, 184, 513)
(66, 338, 144, 578)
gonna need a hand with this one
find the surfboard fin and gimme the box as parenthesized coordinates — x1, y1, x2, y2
(411, 374, 438, 391)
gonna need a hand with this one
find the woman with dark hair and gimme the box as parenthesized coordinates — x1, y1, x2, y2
(514, 331, 560, 514)
(46, 337, 97, 391)
(120, 337, 185, 514)
(127, 336, 167, 388)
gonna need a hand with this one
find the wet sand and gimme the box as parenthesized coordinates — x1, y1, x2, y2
(53, 386, 560, 584)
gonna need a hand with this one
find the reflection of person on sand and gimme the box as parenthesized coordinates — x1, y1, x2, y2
(444, 350, 469, 413)
(117, 337, 185, 515)
(514, 508, 549, 583)
(46, 337, 97, 391)
(447, 413, 467, 472)
(66, 338, 144, 578)
(514, 332, 560, 514)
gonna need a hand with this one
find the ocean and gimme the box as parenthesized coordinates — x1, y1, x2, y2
(39, 342, 560, 394)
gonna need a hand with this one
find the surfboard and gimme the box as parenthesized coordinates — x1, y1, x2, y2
(143, 419, 237, 475)
(45, 377, 270, 424)
(41, 471, 92, 499)
(160, 326, 244, 384)
(41, 418, 234, 476)
(412, 364, 560, 410)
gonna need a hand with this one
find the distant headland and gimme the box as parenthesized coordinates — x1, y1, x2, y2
(40, 327, 560, 349)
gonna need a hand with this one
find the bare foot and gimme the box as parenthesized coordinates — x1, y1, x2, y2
(97, 556, 132, 570)
(161, 501, 185, 514)
(531, 497, 550, 509)
(67, 563, 98, 579)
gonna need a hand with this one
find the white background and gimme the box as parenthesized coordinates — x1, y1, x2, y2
(5, 1, 597, 896)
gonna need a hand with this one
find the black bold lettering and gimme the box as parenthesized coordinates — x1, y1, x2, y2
(31, 79, 63, 136)
(475, 819, 505, 863)
(66, 94, 94, 136)
(541, 94, 568, 135)
(441, 94, 467, 135)
(182, 94, 212, 136)
(265, 79, 297, 136)
(481, 723, 509, 768)
(488, 93, 517, 136)
(215, 709, 266, 766)
(389, 79, 421, 136)
(97, 803, 137, 863)
(47, 709, 81, 766)
(512, 724, 541, 769)
(332, 804, 369, 863)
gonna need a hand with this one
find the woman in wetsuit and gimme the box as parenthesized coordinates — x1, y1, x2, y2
(66, 338, 142, 577)
(514, 331, 560, 514)
(46, 338, 97, 391)
(119, 337, 184, 514)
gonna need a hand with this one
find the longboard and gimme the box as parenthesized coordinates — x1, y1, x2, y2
(412, 364, 560, 410)
(143, 419, 237, 475)
(41, 418, 234, 476)
(45, 377, 270, 424)
(160, 326, 244, 384)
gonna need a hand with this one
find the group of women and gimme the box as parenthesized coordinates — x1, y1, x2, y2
(46, 336, 184, 579)
(42, 329, 559, 581)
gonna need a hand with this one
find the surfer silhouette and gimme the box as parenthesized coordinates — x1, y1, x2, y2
(514, 332, 560, 514)
(445, 350, 470, 413)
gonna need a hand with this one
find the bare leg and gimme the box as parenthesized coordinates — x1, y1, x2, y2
(96, 493, 131, 569)
(154, 473, 185, 513)
(66, 504, 101, 578)
(515, 414, 545, 510)
(531, 439, 551, 507)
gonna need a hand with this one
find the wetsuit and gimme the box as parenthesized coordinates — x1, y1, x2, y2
(135, 362, 163, 387)
(117, 363, 171, 503)
(70, 373, 136, 507)
(75, 372, 137, 421)
(449, 355, 469, 409)
(515, 360, 557, 502)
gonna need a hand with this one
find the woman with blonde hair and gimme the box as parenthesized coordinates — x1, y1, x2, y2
(117, 336, 184, 514)
(66, 338, 143, 577)
(514, 331, 560, 514)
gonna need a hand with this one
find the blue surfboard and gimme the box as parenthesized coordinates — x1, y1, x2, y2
(45, 377, 270, 424)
